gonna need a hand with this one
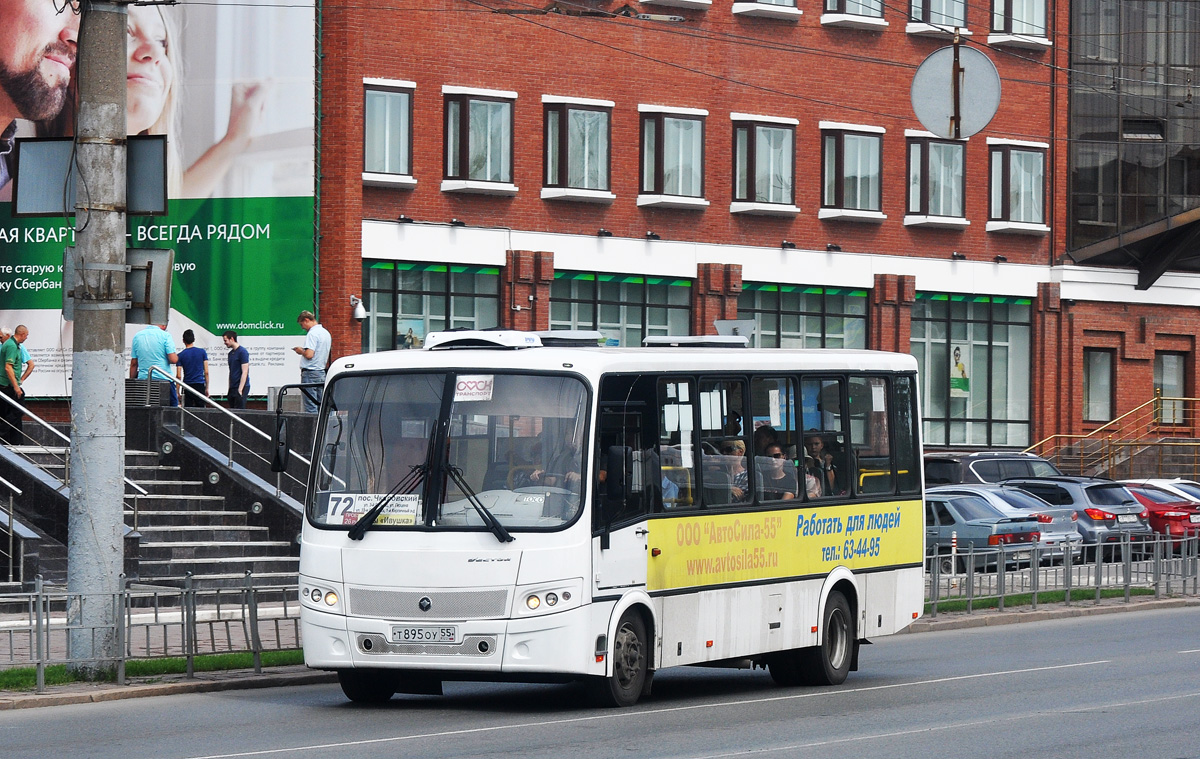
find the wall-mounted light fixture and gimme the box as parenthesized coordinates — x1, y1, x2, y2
(950, 251, 966, 260)
(397, 214, 414, 223)
(826, 243, 841, 252)
(450, 218, 466, 226)
(597, 228, 613, 237)
(994, 254, 1007, 263)
(350, 295, 367, 322)
(646, 231, 661, 240)
(781, 240, 796, 250)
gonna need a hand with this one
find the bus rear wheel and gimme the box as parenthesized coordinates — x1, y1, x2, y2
(798, 591, 854, 686)
(590, 611, 648, 707)
(338, 668, 398, 703)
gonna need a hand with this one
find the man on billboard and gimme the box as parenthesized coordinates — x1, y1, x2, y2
(0, 0, 78, 189)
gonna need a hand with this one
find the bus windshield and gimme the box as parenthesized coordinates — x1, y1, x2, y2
(310, 371, 588, 532)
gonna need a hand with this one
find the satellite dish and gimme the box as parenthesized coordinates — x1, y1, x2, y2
(911, 45, 1001, 139)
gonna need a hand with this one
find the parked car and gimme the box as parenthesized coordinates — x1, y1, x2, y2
(1004, 477, 1153, 559)
(1118, 481, 1200, 549)
(925, 492, 1041, 574)
(1120, 478, 1200, 504)
(928, 484, 1082, 563)
(924, 451, 1063, 486)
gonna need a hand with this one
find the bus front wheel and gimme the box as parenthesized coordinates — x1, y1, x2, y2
(338, 668, 398, 703)
(798, 591, 854, 686)
(590, 611, 648, 707)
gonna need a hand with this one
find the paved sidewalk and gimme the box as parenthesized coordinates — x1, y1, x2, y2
(2, 596, 1197, 710)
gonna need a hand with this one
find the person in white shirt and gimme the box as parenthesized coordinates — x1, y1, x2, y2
(293, 310, 331, 413)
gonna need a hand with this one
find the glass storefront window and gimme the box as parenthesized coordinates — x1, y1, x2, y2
(550, 272, 692, 345)
(738, 284, 867, 349)
(362, 261, 500, 352)
(911, 292, 1032, 447)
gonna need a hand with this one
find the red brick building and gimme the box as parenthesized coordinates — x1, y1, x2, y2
(315, 0, 1200, 448)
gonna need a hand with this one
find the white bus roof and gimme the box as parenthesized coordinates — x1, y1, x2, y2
(329, 330, 917, 383)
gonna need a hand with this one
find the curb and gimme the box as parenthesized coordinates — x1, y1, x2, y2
(2, 598, 1197, 709)
(906, 596, 1200, 633)
(0, 668, 337, 710)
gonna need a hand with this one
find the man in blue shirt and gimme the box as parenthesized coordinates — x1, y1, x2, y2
(175, 329, 209, 407)
(223, 330, 250, 409)
(293, 310, 331, 413)
(129, 324, 179, 406)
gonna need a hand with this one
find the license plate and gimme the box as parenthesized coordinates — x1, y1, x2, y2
(1191, 515, 1200, 524)
(1117, 514, 1137, 524)
(391, 625, 458, 644)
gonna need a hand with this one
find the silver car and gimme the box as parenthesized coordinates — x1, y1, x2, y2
(929, 484, 1083, 563)
(925, 492, 1041, 574)
(1005, 477, 1153, 559)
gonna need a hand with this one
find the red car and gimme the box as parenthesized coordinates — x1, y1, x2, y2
(1122, 483, 1200, 548)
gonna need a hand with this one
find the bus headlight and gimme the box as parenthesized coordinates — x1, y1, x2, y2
(300, 580, 345, 614)
(526, 595, 541, 610)
(517, 580, 583, 616)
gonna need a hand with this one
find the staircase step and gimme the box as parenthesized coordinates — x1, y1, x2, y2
(131, 479, 207, 493)
(127, 511, 249, 527)
(139, 541, 296, 560)
(141, 571, 300, 590)
(136, 525, 272, 541)
(137, 557, 300, 580)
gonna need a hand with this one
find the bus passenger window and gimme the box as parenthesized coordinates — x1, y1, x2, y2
(801, 377, 848, 497)
(659, 379, 697, 512)
(850, 376, 894, 495)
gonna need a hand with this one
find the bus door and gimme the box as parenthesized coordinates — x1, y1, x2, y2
(592, 379, 659, 591)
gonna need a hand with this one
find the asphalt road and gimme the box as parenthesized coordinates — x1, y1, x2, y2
(5, 607, 1200, 759)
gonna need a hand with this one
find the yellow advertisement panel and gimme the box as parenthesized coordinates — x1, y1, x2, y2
(647, 500, 923, 591)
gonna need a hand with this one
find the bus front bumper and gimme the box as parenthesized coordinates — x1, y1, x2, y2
(301, 604, 600, 677)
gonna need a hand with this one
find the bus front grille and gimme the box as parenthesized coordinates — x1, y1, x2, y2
(347, 587, 510, 619)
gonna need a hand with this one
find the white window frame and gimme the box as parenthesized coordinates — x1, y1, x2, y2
(731, 113, 799, 216)
(363, 78, 416, 189)
(732, 0, 803, 20)
(987, 137, 1050, 234)
(638, 105, 710, 209)
(441, 85, 519, 196)
(905, 129, 968, 228)
(541, 95, 615, 203)
(989, 0, 1051, 48)
(819, 122, 886, 222)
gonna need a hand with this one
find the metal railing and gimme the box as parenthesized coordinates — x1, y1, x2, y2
(0, 474, 21, 584)
(0, 572, 300, 692)
(926, 534, 1200, 615)
(147, 367, 310, 499)
(1027, 394, 1200, 477)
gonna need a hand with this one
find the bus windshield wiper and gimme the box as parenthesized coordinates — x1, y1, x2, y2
(445, 465, 514, 543)
(347, 463, 427, 541)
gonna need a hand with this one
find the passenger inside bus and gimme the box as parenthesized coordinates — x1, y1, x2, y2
(756, 443, 798, 501)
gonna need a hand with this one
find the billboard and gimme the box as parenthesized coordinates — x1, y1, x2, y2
(0, 0, 315, 398)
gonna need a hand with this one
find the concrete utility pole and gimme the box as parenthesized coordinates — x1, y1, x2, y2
(68, 0, 128, 675)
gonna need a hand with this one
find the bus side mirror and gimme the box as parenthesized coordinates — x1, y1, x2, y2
(271, 415, 290, 473)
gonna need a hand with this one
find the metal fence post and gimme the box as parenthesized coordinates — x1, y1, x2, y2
(1122, 535, 1132, 603)
(929, 549, 939, 618)
(184, 572, 195, 678)
(34, 575, 45, 693)
(244, 571, 262, 674)
(965, 546, 975, 614)
(117, 574, 127, 686)
(1095, 541, 1104, 604)
(1154, 537, 1163, 599)
(996, 548, 1006, 611)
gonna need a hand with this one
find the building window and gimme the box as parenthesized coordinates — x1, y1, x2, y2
(364, 85, 412, 177)
(908, 137, 965, 218)
(640, 111, 705, 198)
(361, 261, 500, 353)
(989, 143, 1045, 224)
(911, 292, 1032, 447)
(544, 101, 610, 192)
(910, 0, 965, 26)
(737, 284, 867, 349)
(825, 0, 882, 17)
(992, 0, 1045, 36)
(444, 92, 513, 184)
(822, 127, 883, 213)
(733, 120, 795, 205)
(550, 272, 691, 346)
(1083, 349, 1113, 422)
(1155, 352, 1187, 424)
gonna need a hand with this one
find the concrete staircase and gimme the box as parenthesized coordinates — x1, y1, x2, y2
(21, 447, 299, 589)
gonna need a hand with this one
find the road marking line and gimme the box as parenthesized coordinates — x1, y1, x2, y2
(684, 689, 1200, 758)
(1179, 649, 1200, 654)
(174, 660, 1109, 759)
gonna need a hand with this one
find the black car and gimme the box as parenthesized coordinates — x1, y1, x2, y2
(924, 451, 1063, 486)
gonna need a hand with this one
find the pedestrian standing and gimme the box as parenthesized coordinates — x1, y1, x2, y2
(175, 329, 209, 407)
(223, 330, 250, 409)
(129, 323, 179, 406)
(292, 310, 330, 413)
(0, 325, 28, 445)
